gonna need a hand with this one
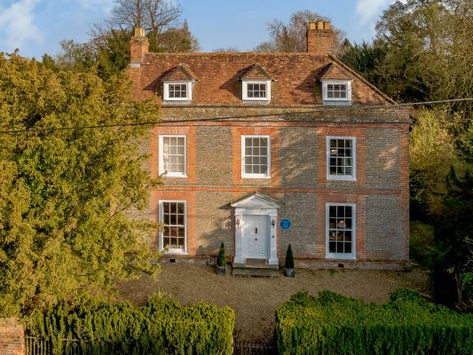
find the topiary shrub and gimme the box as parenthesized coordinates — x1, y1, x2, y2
(217, 242, 226, 267)
(285, 244, 294, 269)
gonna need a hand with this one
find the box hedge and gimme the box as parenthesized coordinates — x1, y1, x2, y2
(27, 293, 235, 354)
(275, 289, 473, 355)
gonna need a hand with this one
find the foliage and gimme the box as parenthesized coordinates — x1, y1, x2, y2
(431, 166, 473, 311)
(342, 0, 473, 111)
(50, 30, 133, 82)
(409, 221, 434, 267)
(217, 242, 225, 267)
(48, 1, 198, 80)
(284, 244, 294, 269)
(254, 10, 345, 55)
(0, 53, 161, 317)
(275, 290, 473, 355)
(409, 109, 458, 215)
(26, 293, 235, 355)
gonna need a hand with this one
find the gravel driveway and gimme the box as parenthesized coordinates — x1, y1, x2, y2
(118, 264, 430, 342)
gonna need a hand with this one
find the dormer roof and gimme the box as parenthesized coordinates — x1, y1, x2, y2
(161, 63, 198, 82)
(317, 63, 351, 81)
(240, 64, 272, 81)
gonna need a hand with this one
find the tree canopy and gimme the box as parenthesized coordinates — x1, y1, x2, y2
(0, 53, 161, 317)
(342, 0, 473, 106)
(254, 10, 345, 54)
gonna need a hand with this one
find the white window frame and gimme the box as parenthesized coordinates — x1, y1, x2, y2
(322, 80, 352, 103)
(163, 81, 193, 101)
(159, 200, 187, 254)
(326, 136, 357, 181)
(241, 135, 271, 179)
(326, 203, 356, 260)
(242, 80, 271, 101)
(159, 135, 187, 177)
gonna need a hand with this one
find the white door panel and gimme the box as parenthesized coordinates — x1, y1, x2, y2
(243, 215, 268, 259)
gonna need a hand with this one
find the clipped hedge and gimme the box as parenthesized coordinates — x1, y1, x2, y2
(27, 293, 235, 355)
(276, 289, 473, 355)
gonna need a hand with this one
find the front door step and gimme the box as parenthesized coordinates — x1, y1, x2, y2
(232, 260, 280, 277)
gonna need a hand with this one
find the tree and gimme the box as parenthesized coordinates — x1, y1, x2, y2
(409, 109, 458, 216)
(431, 167, 473, 311)
(108, 0, 199, 52)
(342, 0, 473, 108)
(254, 10, 345, 54)
(0, 53, 161, 317)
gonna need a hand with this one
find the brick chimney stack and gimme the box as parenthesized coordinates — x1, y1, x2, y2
(307, 20, 334, 55)
(130, 27, 149, 63)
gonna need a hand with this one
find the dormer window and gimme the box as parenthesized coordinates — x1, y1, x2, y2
(322, 80, 352, 104)
(163, 81, 193, 101)
(161, 64, 197, 103)
(242, 80, 271, 101)
(240, 64, 272, 103)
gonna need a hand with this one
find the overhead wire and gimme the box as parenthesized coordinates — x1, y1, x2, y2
(0, 97, 471, 135)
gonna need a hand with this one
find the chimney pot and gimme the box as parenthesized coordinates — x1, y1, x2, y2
(134, 27, 145, 37)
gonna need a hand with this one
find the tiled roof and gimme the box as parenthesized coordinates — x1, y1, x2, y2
(135, 52, 393, 105)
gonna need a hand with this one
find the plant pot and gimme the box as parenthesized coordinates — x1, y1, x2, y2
(284, 267, 295, 278)
(215, 264, 226, 276)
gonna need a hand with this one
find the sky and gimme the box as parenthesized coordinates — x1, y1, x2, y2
(0, 0, 402, 58)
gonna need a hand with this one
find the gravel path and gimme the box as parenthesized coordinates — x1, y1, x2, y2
(118, 264, 430, 342)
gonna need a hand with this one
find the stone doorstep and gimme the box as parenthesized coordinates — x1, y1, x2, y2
(232, 260, 280, 277)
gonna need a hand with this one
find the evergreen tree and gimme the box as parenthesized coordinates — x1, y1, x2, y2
(0, 53, 161, 317)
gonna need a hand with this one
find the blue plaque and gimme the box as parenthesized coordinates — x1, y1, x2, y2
(280, 219, 291, 230)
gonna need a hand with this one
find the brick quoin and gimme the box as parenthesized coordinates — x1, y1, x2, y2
(130, 20, 411, 269)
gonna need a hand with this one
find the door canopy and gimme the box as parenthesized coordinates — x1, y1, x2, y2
(231, 192, 280, 210)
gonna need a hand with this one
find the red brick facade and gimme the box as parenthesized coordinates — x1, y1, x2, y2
(129, 21, 410, 269)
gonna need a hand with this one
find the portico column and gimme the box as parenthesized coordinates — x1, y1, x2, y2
(268, 212, 279, 265)
(234, 210, 244, 264)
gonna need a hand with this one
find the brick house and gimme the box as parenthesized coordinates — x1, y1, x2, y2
(128, 22, 410, 272)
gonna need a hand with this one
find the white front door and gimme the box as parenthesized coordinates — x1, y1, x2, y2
(243, 215, 268, 259)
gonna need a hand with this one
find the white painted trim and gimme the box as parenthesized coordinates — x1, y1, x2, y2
(322, 79, 352, 103)
(163, 81, 193, 101)
(242, 79, 271, 101)
(241, 135, 271, 179)
(325, 203, 356, 260)
(326, 136, 357, 181)
(158, 200, 188, 255)
(159, 135, 187, 178)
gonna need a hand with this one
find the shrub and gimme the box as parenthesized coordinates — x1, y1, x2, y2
(276, 290, 473, 355)
(26, 293, 235, 355)
(217, 242, 226, 267)
(285, 244, 294, 269)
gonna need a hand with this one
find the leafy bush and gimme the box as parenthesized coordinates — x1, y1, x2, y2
(276, 290, 473, 355)
(27, 293, 235, 355)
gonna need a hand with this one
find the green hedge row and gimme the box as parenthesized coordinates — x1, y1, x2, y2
(27, 293, 235, 355)
(275, 289, 473, 355)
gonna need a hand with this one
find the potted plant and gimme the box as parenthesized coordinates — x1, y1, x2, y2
(215, 242, 226, 275)
(284, 244, 295, 277)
